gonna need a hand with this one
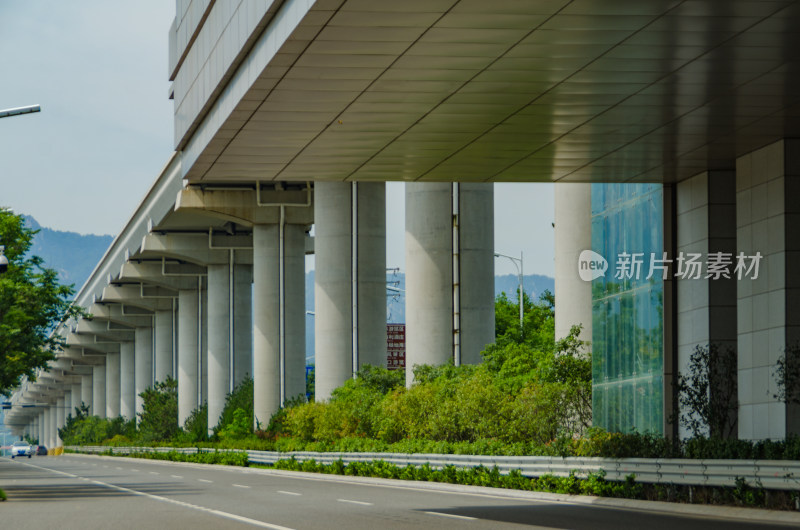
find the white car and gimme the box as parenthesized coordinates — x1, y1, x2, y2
(10, 441, 32, 458)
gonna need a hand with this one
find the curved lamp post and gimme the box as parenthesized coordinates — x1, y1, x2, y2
(0, 104, 41, 119)
(494, 252, 524, 338)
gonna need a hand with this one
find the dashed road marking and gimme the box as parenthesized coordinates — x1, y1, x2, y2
(277, 491, 301, 496)
(425, 511, 476, 521)
(337, 499, 373, 506)
(198, 478, 213, 483)
(233, 484, 250, 489)
(20, 461, 295, 530)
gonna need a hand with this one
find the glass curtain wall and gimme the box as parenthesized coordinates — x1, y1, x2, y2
(591, 183, 664, 434)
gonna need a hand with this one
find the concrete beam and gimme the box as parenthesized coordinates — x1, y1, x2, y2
(138, 232, 253, 266)
(66, 333, 120, 353)
(88, 303, 153, 328)
(118, 260, 204, 290)
(100, 284, 174, 312)
(175, 185, 314, 226)
(76, 319, 136, 342)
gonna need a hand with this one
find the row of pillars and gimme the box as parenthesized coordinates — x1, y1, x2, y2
(24, 182, 496, 446)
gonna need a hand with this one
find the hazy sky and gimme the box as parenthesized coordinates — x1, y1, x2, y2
(0, 2, 555, 277)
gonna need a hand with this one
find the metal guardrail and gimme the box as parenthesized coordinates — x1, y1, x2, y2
(67, 446, 800, 491)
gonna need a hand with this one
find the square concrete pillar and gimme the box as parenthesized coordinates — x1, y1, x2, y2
(676, 170, 738, 438)
(736, 139, 800, 440)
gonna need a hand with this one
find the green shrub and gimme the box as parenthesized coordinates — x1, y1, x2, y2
(216, 377, 254, 435)
(137, 377, 179, 442)
(182, 403, 208, 443)
(218, 408, 251, 441)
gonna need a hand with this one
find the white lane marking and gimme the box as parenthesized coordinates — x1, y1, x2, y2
(115, 467, 124, 470)
(233, 484, 250, 489)
(337, 499, 373, 506)
(198, 478, 213, 483)
(425, 511, 476, 521)
(277, 491, 301, 496)
(171, 475, 183, 479)
(20, 461, 295, 530)
(149, 471, 160, 475)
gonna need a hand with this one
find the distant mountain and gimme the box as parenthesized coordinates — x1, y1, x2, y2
(23, 215, 114, 291)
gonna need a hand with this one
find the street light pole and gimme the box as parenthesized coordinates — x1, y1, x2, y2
(494, 252, 524, 338)
(0, 105, 40, 276)
(0, 104, 41, 119)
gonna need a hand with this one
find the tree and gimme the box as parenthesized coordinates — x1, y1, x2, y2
(677, 344, 738, 439)
(0, 209, 81, 395)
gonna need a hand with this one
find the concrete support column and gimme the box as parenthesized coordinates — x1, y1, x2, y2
(135, 326, 153, 417)
(178, 286, 200, 426)
(120, 341, 136, 419)
(207, 263, 231, 434)
(92, 365, 106, 419)
(154, 309, 174, 383)
(56, 397, 65, 446)
(736, 139, 800, 440)
(106, 352, 121, 418)
(234, 264, 253, 386)
(47, 406, 55, 447)
(676, 171, 738, 438)
(71, 384, 81, 417)
(43, 408, 51, 448)
(253, 223, 306, 427)
(315, 182, 387, 400)
(405, 183, 494, 385)
(459, 183, 496, 364)
(554, 183, 593, 341)
(81, 374, 93, 415)
(201, 286, 208, 406)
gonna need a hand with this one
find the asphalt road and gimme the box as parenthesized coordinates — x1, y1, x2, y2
(1, 454, 797, 529)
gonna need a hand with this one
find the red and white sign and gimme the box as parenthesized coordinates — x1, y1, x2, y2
(386, 324, 405, 370)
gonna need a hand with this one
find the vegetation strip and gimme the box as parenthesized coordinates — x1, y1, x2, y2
(74, 449, 800, 511)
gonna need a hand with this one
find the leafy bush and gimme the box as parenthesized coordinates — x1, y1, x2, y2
(677, 344, 738, 438)
(129, 449, 248, 467)
(138, 377, 179, 442)
(216, 377, 253, 436)
(59, 402, 136, 445)
(182, 403, 209, 443)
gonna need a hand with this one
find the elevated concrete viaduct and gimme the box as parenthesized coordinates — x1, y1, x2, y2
(7, 1, 800, 443)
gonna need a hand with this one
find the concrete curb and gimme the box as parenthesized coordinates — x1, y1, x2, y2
(66, 452, 800, 526)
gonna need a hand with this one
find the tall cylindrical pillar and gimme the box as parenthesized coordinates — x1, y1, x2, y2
(154, 309, 174, 383)
(207, 264, 231, 434)
(120, 341, 135, 419)
(554, 183, 593, 341)
(178, 287, 199, 426)
(81, 374, 93, 415)
(459, 183, 495, 364)
(405, 183, 456, 386)
(71, 384, 81, 417)
(315, 182, 387, 400)
(42, 408, 50, 448)
(135, 326, 153, 417)
(105, 352, 121, 418)
(56, 397, 65, 446)
(92, 364, 106, 419)
(253, 223, 306, 428)
(233, 264, 253, 386)
(405, 183, 494, 385)
(48, 405, 57, 448)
